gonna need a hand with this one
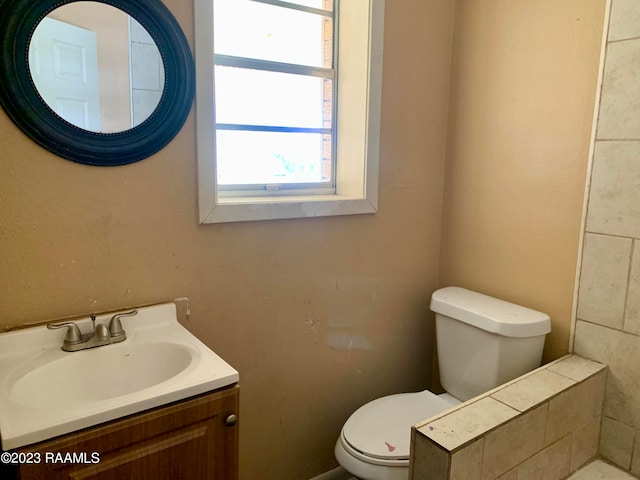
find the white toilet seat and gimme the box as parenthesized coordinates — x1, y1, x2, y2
(339, 431, 409, 467)
(336, 391, 457, 480)
(335, 436, 409, 480)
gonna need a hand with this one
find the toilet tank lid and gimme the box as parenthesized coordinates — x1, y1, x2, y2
(430, 287, 551, 337)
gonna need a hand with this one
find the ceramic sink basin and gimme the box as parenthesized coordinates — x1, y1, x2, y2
(0, 303, 238, 450)
(9, 342, 193, 409)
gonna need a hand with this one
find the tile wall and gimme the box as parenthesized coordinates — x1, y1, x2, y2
(574, 0, 640, 475)
(410, 355, 606, 480)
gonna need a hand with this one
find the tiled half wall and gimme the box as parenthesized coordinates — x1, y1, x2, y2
(574, 0, 640, 474)
(409, 355, 606, 480)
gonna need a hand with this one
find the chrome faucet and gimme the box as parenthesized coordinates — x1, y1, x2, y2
(47, 310, 138, 352)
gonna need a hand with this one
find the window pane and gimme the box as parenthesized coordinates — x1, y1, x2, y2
(215, 66, 331, 129)
(216, 130, 331, 185)
(214, 0, 332, 67)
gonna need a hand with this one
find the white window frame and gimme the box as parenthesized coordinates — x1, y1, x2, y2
(195, 0, 384, 224)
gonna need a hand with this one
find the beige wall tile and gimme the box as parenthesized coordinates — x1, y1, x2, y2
(547, 354, 606, 382)
(576, 233, 632, 328)
(413, 361, 606, 479)
(491, 370, 575, 412)
(545, 374, 603, 445)
(600, 416, 635, 470)
(608, 0, 640, 42)
(481, 404, 547, 480)
(597, 40, 640, 139)
(420, 397, 518, 452)
(594, 369, 607, 418)
(450, 438, 483, 480)
(411, 435, 450, 480)
(571, 2, 640, 479)
(516, 435, 571, 480)
(570, 417, 601, 472)
(624, 242, 640, 335)
(574, 321, 640, 428)
(578, 370, 606, 418)
(586, 142, 640, 238)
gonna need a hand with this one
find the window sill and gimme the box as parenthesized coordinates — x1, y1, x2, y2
(199, 194, 377, 224)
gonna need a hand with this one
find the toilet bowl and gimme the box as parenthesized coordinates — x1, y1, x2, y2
(335, 287, 551, 480)
(335, 391, 459, 480)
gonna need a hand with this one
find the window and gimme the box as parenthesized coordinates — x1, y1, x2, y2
(195, 0, 384, 223)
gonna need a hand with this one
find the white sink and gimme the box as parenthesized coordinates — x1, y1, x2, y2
(10, 342, 194, 408)
(0, 303, 239, 450)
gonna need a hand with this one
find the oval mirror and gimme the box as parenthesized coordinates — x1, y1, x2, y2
(29, 2, 165, 134)
(0, 0, 194, 166)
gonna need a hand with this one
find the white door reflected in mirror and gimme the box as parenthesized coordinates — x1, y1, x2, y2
(30, 17, 102, 131)
(28, 1, 164, 134)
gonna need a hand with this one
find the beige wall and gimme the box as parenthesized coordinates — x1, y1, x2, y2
(0, 1, 455, 479)
(574, 0, 640, 474)
(439, 0, 606, 362)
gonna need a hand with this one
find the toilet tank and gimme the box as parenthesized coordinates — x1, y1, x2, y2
(430, 287, 551, 402)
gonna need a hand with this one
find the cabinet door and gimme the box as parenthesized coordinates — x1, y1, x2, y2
(16, 385, 239, 480)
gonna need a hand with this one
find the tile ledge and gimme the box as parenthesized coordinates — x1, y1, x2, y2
(414, 354, 604, 431)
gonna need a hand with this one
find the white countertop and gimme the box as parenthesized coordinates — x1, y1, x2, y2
(0, 303, 238, 450)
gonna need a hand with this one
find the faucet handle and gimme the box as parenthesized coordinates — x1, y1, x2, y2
(47, 322, 83, 345)
(108, 310, 137, 339)
(95, 323, 110, 340)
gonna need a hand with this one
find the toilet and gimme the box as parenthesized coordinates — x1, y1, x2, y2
(335, 286, 551, 480)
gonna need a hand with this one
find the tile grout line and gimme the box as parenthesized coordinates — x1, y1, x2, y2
(583, 231, 640, 242)
(595, 139, 640, 142)
(576, 317, 640, 340)
(622, 239, 636, 333)
(607, 36, 640, 45)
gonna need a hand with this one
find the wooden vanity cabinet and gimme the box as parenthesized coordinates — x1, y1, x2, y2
(12, 384, 239, 480)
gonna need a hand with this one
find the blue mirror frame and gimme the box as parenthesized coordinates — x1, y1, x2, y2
(0, 0, 195, 166)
